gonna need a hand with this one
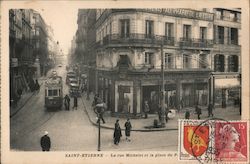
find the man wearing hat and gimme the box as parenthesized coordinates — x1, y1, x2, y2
(40, 131, 51, 151)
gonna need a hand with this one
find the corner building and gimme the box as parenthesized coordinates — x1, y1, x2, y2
(95, 9, 215, 117)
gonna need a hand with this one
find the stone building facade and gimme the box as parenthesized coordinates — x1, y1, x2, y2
(95, 9, 216, 117)
(9, 9, 34, 101)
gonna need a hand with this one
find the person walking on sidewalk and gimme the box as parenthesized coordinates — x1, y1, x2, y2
(124, 118, 132, 142)
(185, 109, 190, 119)
(208, 103, 214, 117)
(195, 105, 202, 120)
(34, 79, 40, 94)
(94, 99, 106, 124)
(113, 119, 122, 145)
(144, 101, 150, 119)
(73, 96, 78, 110)
(64, 94, 70, 110)
(40, 131, 51, 151)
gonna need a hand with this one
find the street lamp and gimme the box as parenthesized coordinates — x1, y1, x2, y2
(86, 64, 90, 100)
(94, 104, 102, 151)
(160, 40, 166, 127)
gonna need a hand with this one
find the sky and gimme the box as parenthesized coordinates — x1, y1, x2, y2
(38, 5, 78, 54)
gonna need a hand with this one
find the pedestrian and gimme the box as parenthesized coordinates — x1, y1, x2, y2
(64, 94, 70, 110)
(92, 94, 99, 107)
(73, 96, 78, 110)
(157, 105, 161, 121)
(124, 118, 132, 141)
(95, 100, 106, 124)
(195, 105, 202, 120)
(165, 105, 169, 123)
(208, 103, 214, 117)
(185, 110, 190, 119)
(40, 131, 51, 151)
(34, 79, 40, 94)
(144, 101, 150, 119)
(113, 119, 122, 145)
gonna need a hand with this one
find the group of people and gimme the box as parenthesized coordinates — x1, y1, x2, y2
(29, 78, 40, 93)
(113, 119, 132, 145)
(185, 103, 214, 120)
(64, 94, 78, 110)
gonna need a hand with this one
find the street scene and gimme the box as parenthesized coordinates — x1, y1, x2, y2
(9, 8, 241, 152)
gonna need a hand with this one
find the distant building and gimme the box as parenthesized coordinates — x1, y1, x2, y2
(31, 10, 49, 76)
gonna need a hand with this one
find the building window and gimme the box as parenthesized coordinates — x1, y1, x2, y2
(165, 23, 174, 38)
(183, 54, 191, 69)
(145, 52, 153, 65)
(218, 26, 224, 44)
(183, 25, 191, 40)
(214, 54, 225, 72)
(120, 19, 130, 38)
(145, 20, 154, 38)
(228, 55, 238, 72)
(200, 27, 207, 40)
(230, 28, 238, 45)
(199, 54, 208, 69)
(165, 53, 173, 69)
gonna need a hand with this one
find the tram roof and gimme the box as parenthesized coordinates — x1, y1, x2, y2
(45, 76, 62, 86)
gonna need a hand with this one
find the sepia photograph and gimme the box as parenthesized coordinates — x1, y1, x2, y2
(1, 1, 249, 164)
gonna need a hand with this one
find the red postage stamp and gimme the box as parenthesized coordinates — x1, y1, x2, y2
(178, 119, 249, 163)
(215, 121, 248, 162)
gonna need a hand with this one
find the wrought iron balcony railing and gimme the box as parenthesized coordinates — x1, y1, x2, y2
(102, 33, 175, 47)
(179, 38, 213, 48)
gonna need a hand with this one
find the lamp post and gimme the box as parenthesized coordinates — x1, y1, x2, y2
(160, 41, 166, 127)
(86, 64, 90, 100)
(97, 116, 101, 151)
(95, 105, 102, 151)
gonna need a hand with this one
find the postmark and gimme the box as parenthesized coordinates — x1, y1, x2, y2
(178, 119, 249, 163)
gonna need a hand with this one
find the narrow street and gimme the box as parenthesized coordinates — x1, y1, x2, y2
(10, 61, 178, 151)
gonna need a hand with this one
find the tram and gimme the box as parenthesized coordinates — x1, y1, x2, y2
(45, 72, 63, 109)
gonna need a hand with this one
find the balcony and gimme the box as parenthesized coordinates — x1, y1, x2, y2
(102, 33, 175, 47)
(179, 38, 213, 49)
(215, 15, 241, 23)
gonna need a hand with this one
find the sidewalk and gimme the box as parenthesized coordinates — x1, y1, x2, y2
(10, 78, 46, 118)
(80, 93, 241, 132)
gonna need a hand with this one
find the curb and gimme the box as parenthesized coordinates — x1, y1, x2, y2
(10, 81, 44, 118)
(80, 96, 178, 132)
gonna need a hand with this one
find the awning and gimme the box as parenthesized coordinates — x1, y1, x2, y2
(215, 78, 240, 88)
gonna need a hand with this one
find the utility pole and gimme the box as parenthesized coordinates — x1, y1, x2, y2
(86, 64, 90, 100)
(160, 41, 166, 127)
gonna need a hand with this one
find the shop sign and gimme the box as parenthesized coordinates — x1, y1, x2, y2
(140, 9, 214, 21)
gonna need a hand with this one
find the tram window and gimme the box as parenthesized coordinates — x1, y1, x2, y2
(53, 90, 58, 96)
(48, 90, 53, 96)
(59, 89, 61, 96)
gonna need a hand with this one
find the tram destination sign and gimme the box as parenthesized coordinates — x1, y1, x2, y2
(139, 8, 214, 21)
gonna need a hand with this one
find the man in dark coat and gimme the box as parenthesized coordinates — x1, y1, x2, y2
(185, 110, 190, 119)
(73, 96, 78, 110)
(40, 131, 51, 151)
(195, 105, 202, 120)
(64, 94, 70, 110)
(113, 119, 122, 145)
(144, 101, 150, 119)
(124, 118, 132, 141)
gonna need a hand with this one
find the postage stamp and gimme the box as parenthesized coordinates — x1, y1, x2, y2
(178, 119, 249, 163)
